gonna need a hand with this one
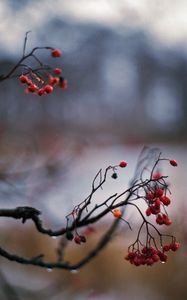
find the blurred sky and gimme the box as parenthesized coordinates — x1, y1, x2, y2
(1, 0, 187, 55)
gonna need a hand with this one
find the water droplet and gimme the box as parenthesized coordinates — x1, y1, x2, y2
(161, 261, 165, 264)
(70, 269, 79, 274)
(47, 268, 53, 272)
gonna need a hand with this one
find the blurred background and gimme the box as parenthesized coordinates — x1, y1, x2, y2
(0, 0, 187, 299)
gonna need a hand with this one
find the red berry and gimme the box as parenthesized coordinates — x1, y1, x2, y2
(146, 258, 154, 266)
(146, 191, 155, 202)
(152, 254, 160, 262)
(149, 247, 157, 255)
(38, 88, 45, 96)
(156, 214, 164, 225)
(51, 48, 62, 57)
(163, 245, 170, 252)
(53, 77, 60, 85)
(133, 256, 141, 266)
(19, 74, 29, 84)
(160, 195, 171, 206)
(28, 84, 38, 93)
(157, 251, 167, 262)
(59, 78, 68, 90)
(44, 85, 53, 94)
(146, 207, 151, 216)
(169, 159, 178, 167)
(119, 161, 127, 168)
(79, 235, 86, 243)
(74, 235, 81, 245)
(125, 252, 136, 260)
(155, 198, 161, 209)
(141, 247, 148, 254)
(162, 214, 172, 225)
(170, 242, 180, 251)
(48, 75, 59, 86)
(113, 209, 122, 218)
(54, 68, 62, 75)
(140, 256, 146, 265)
(152, 171, 162, 180)
(26, 79, 32, 86)
(155, 188, 164, 197)
(150, 205, 160, 215)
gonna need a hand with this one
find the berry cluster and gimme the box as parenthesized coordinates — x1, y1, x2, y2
(125, 242, 180, 266)
(62, 153, 179, 268)
(145, 188, 172, 225)
(19, 48, 68, 96)
(144, 159, 178, 226)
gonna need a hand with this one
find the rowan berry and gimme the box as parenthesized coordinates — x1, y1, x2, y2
(160, 195, 171, 206)
(54, 68, 62, 75)
(170, 242, 180, 251)
(146, 207, 151, 216)
(156, 214, 164, 225)
(155, 188, 164, 197)
(133, 255, 141, 266)
(48, 75, 58, 86)
(157, 251, 168, 262)
(125, 252, 136, 261)
(146, 191, 155, 202)
(38, 88, 45, 96)
(51, 48, 62, 57)
(163, 214, 172, 225)
(119, 161, 127, 168)
(112, 209, 122, 218)
(74, 235, 81, 245)
(169, 159, 178, 167)
(152, 254, 160, 262)
(79, 235, 86, 243)
(44, 85, 53, 94)
(26, 79, 33, 86)
(155, 198, 161, 209)
(163, 245, 170, 252)
(141, 246, 148, 254)
(150, 205, 160, 215)
(59, 78, 68, 90)
(146, 258, 154, 266)
(19, 74, 29, 84)
(28, 84, 38, 93)
(53, 77, 60, 85)
(152, 171, 162, 180)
